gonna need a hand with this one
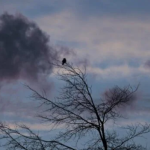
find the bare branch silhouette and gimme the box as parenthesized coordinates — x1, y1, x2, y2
(0, 63, 149, 150)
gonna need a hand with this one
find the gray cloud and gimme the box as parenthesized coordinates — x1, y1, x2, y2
(145, 60, 150, 68)
(0, 12, 58, 83)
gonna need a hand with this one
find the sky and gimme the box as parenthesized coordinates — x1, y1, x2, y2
(0, 0, 150, 148)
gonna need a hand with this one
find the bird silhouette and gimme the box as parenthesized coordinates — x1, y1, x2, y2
(62, 58, 67, 65)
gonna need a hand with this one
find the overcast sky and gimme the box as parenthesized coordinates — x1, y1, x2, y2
(0, 0, 150, 148)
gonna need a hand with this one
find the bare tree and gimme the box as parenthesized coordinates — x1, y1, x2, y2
(0, 63, 149, 150)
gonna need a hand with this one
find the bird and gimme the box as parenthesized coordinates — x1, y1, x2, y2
(62, 58, 67, 65)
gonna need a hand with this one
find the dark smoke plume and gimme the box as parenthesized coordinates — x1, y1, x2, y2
(0, 12, 58, 82)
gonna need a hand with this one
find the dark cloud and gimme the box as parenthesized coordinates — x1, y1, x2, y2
(102, 86, 139, 114)
(0, 12, 58, 83)
(145, 60, 150, 68)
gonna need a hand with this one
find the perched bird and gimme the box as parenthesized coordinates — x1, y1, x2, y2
(62, 58, 67, 65)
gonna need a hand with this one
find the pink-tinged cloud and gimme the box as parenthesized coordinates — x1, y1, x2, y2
(0, 83, 37, 117)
